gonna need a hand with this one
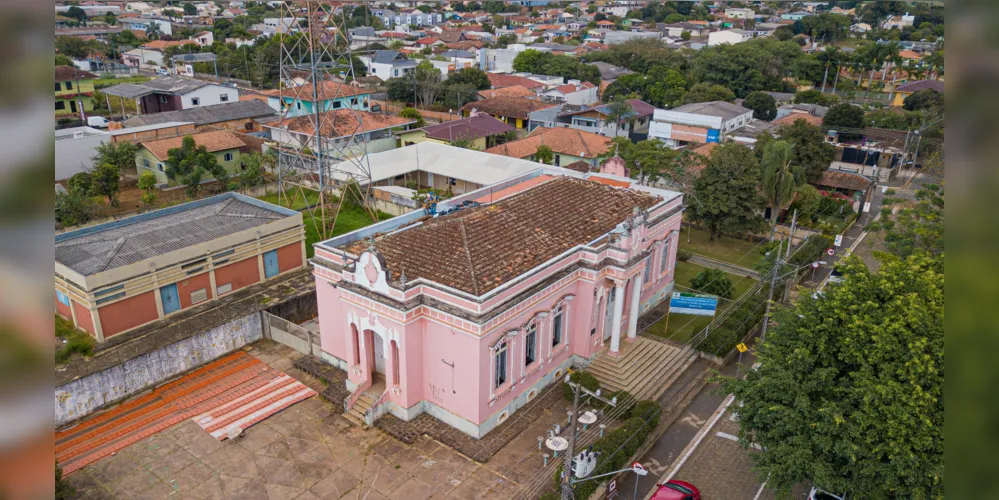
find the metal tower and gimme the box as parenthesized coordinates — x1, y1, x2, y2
(275, 1, 376, 242)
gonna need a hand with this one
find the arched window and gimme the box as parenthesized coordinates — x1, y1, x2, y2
(551, 303, 564, 347)
(350, 324, 360, 366)
(494, 340, 508, 389)
(390, 340, 401, 386)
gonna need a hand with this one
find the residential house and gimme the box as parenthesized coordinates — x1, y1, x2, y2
(555, 99, 656, 138)
(882, 13, 916, 29)
(810, 170, 872, 199)
(134, 130, 250, 186)
(605, 31, 662, 45)
(780, 11, 812, 21)
(478, 45, 528, 73)
(123, 100, 276, 132)
(540, 81, 599, 106)
(265, 110, 415, 158)
(439, 50, 477, 70)
(55, 193, 305, 342)
(487, 73, 545, 93)
(312, 169, 683, 437)
(485, 126, 611, 168)
(191, 30, 214, 47)
(477, 85, 538, 101)
(437, 30, 466, 44)
(775, 102, 828, 121)
(102, 76, 239, 114)
(708, 28, 754, 46)
(55, 66, 99, 118)
(590, 62, 634, 83)
(851, 23, 872, 34)
(124, 17, 173, 36)
(398, 112, 515, 150)
(649, 101, 754, 148)
(891, 79, 944, 106)
(461, 96, 556, 129)
(528, 42, 577, 54)
(359, 51, 419, 81)
(724, 8, 756, 19)
(660, 22, 710, 38)
(259, 82, 371, 118)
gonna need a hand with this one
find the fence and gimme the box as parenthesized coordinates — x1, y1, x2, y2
(261, 311, 321, 357)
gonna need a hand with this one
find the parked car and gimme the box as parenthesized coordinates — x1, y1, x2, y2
(827, 267, 845, 284)
(156, 69, 170, 76)
(86, 116, 109, 128)
(650, 480, 701, 500)
(808, 487, 846, 500)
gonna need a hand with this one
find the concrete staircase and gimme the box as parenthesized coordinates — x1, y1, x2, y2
(343, 392, 375, 427)
(586, 337, 699, 401)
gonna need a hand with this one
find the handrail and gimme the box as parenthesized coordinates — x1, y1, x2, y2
(364, 389, 392, 426)
(344, 378, 371, 413)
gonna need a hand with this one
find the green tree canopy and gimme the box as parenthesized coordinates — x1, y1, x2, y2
(823, 103, 866, 129)
(680, 82, 736, 105)
(720, 253, 943, 498)
(93, 141, 138, 178)
(759, 140, 805, 232)
(767, 119, 835, 181)
(534, 145, 554, 165)
(399, 107, 425, 127)
(793, 89, 838, 107)
(742, 91, 777, 121)
(687, 143, 766, 240)
(872, 183, 944, 259)
(690, 268, 735, 299)
(183, 3, 198, 15)
(902, 89, 944, 112)
(689, 38, 803, 97)
(164, 136, 230, 197)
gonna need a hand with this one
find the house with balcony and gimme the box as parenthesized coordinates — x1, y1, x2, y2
(554, 99, 656, 139)
(102, 76, 239, 114)
(259, 82, 371, 118)
(55, 66, 99, 118)
(312, 166, 684, 436)
(540, 81, 599, 106)
(358, 51, 419, 81)
(649, 100, 753, 148)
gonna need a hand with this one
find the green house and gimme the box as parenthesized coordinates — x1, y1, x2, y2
(136, 131, 249, 188)
(55, 66, 99, 118)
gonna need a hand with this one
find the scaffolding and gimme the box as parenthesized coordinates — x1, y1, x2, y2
(276, 1, 376, 243)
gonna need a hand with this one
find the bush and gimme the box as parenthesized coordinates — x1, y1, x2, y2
(606, 390, 635, 420)
(563, 371, 600, 401)
(676, 248, 693, 261)
(631, 400, 660, 426)
(55, 314, 96, 364)
(690, 268, 735, 299)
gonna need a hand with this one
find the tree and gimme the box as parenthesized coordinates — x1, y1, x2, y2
(93, 141, 139, 179)
(90, 163, 122, 207)
(145, 22, 162, 40)
(66, 6, 88, 24)
(386, 77, 416, 104)
(680, 30, 691, 41)
(742, 91, 777, 121)
(183, 2, 198, 15)
(55, 189, 97, 227)
(793, 89, 838, 106)
(399, 107, 425, 127)
(414, 60, 442, 107)
(823, 103, 865, 130)
(534, 145, 554, 165)
(602, 96, 633, 126)
(902, 89, 944, 112)
(450, 135, 480, 150)
(687, 144, 766, 240)
(720, 253, 943, 498)
(690, 39, 804, 97)
(759, 140, 805, 235)
(690, 268, 734, 299)
(871, 183, 944, 259)
(164, 136, 230, 197)
(56, 36, 96, 60)
(55, 54, 74, 66)
(774, 25, 794, 41)
(104, 11, 117, 26)
(776, 119, 835, 181)
(137, 170, 158, 206)
(680, 83, 736, 105)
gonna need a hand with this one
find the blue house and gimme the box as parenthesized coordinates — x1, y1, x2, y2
(261, 82, 371, 118)
(780, 11, 812, 21)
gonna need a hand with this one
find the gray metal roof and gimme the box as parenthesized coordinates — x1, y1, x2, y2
(101, 83, 156, 99)
(370, 50, 412, 65)
(56, 195, 291, 277)
(123, 100, 276, 127)
(441, 50, 475, 58)
(139, 76, 213, 95)
(671, 101, 751, 121)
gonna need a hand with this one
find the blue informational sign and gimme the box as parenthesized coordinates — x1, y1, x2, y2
(669, 292, 719, 316)
(706, 129, 721, 143)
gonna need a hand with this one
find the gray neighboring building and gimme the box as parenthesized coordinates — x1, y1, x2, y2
(776, 103, 829, 120)
(123, 100, 277, 129)
(590, 62, 634, 82)
(55, 127, 110, 181)
(605, 31, 662, 45)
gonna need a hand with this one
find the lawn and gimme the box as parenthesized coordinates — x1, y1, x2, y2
(677, 226, 765, 268)
(93, 75, 151, 89)
(256, 188, 322, 211)
(646, 261, 758, 344)
(302, 205, 393, 257)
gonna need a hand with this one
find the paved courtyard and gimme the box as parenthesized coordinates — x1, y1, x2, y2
(65, 340, 594, 499)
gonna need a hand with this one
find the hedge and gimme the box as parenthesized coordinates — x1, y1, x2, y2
(563, 371, 601, 401)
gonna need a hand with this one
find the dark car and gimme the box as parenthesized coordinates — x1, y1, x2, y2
(650, 480, 701, 500)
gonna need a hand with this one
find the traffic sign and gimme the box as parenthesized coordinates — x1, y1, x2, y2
(827, 248, 835, 256)
(834, 234, 843, 247)
(736, 343, 748, 353)
(812, 262, 820, 268)
(632, 462, 644, 471)
(863, 202, 872, 213)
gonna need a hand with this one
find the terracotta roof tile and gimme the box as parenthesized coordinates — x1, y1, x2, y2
(140, 130, 246, 161)
(477, 85, 538, 100)
(487, 73, 545, 90)
(55, 65, 99, 81)
(814, 170, 872, 192)
(461, 96, 556, 120)
(344, 176, 660, 295)
(275, 110, 414, 138)
(484, 127, 612, 159)
(421, 113, 514, 141)
(772, 113, 823, 128)
(563, 160, 592, 173)
(141, 40, 194, 50)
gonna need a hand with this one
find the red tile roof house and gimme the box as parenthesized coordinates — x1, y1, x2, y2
(263, 109, 416, 157)
(485, 126, 613, 169)
(400, 112, 515, 150)
(540, 81, 599, 106)
(55, 193, 306, 342)
(311, 167, 685, 437)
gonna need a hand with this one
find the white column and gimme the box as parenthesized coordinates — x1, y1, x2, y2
(627, 274, 642, 341)
(609, 280, 625, 355)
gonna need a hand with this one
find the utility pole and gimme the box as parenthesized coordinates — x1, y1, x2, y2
(820, 62, 829, 93)
(562, 374, 617, 500)
(782, 210, 797, 304)
(760, 237, 783, 343)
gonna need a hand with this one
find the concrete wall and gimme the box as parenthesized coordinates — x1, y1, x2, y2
(54, 313, 263, 426)
(55, 128, 110, 181)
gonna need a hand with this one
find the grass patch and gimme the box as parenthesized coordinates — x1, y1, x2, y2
(55, 314, 96, 364)
(93, 75, 151, 89)
(303, 204, 393, 257)
(255, 188, 322, 211)
(677, 226, 765, 267)
(646, 262, 757, 344)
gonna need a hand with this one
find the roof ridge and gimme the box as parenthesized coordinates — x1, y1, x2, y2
(98, 237, 128, 273)
(575, 128, 591, 157)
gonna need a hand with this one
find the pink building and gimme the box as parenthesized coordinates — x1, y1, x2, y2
(311, 163, 683, 437)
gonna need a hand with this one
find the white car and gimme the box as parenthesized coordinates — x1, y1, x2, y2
(86, 116, 109, 128)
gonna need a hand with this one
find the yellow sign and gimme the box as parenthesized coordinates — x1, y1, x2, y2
(736, 343, 749, 353)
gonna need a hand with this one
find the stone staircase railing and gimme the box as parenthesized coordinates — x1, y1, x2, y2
(364, 389, 392, 426)
(344, 379, 371, 413)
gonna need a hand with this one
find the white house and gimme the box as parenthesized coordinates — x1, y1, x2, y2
(359, 51, 418, 80)
(122, 47, 165, 68)
(708, 29, 754, 46)
(649, 101, 753, 148)
(225, 38, 255, 48)
(125, 18, 173, 36)
(192, 31, 215, 47)
(541, 81, 599, 106)
(882, 13, 916, 29)
(724, 8, 755, 19)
